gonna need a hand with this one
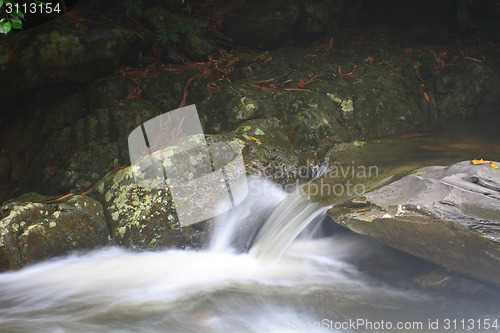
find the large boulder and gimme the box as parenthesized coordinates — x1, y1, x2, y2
(0, 193, 109, 271)
(328, 161, 500, 286)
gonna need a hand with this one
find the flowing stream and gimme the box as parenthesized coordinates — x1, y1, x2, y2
(1, 115, 500, 332)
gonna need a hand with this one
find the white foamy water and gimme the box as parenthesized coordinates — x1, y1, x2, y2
(0, 178, 499, 333)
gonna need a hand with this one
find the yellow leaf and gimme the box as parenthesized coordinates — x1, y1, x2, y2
(491, 163, 498, 169)
(471, 159, 491, 165)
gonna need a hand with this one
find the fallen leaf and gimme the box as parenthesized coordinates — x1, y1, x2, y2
(423, 92, 430, 102)
(471, 159, 491, 165)
(491, 163, 498, 169)
(297, 79, 305, 88)
(464, 56, 482, 63)
(327, 37, 334, 51)
(284, 88, 308, 91)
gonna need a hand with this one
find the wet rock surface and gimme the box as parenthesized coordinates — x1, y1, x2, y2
(328, 161, 500, 286)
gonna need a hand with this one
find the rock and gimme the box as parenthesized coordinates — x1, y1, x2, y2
(0, 19, 140, 99)
(328, 161, 500, 286)
(412, 269, 462, 292)
(144, 6, 206, 32)
(88, 75, 136, 112)
(269, 48, 426, 146)
(199, 83, 279, 132)
(210, 118, 309, 186)
(0, 153, 9, 186)
(0, 193, 109, 271)
(39, 92, 88, 136)
(483, 22, 500, 42)
(145, 0, 183, 13)
(295, 0, 331, 35)
(143, 6, 214, 61)
(433, 54, 500, 117)
(90, 163, 207, 250)
(328, 0, 362, 25)
(0, 153, 9, 203)
(182, 32, 216, 61)
(20, 100, 162, 195)
(141, 71, 199, 112)
(221, 0, 300, 49)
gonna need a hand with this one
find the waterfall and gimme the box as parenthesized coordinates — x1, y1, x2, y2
(249, 188, 328, 261)
(209, 173, 332, 262)
(209, 176, 287, 253)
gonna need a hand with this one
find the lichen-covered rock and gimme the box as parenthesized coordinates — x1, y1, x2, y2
(328, 161, 500, 286)
(0, 20, 140, 99)
(90, 167, 206, 250)
(0, 193, 109, 271)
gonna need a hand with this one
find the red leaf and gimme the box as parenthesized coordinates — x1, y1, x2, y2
(297, 79, 305, 88)
(423, 92, 430, 102)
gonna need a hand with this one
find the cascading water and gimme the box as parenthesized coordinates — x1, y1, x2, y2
(249, 188, 327, 261)
(0, 176, 499, 333)
(209, 176, 287, 253)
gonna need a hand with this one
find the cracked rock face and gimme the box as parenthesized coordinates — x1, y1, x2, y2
(328, 161, 500, 286)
